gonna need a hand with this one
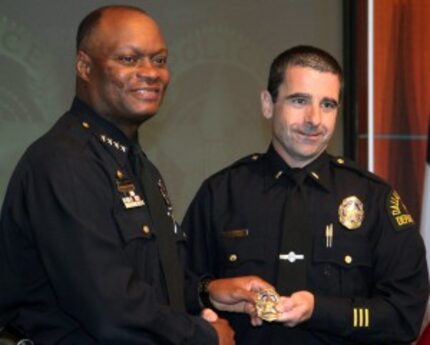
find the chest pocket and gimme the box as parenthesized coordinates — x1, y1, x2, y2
(113, 206, 160, 285)
(113, 207, 155, 244)
(312, 226, 373, 297)
(218, 229, 268, 278)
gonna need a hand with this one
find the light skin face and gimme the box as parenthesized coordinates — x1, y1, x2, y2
(261, 66, 341, 168)
(76, 9, 170, 138)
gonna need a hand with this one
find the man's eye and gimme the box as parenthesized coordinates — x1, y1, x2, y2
(118, 56, 137, 65)
(290, 97, 309, 106)
(321, 101, 338, 110)
(153, 55, 167, 66)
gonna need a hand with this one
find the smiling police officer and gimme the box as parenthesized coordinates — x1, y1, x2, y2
(0, 5, 271, 345)
(182, 45, 429, 344)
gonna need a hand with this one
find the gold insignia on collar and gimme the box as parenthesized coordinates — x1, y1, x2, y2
(310, 171, 319, 180)
(275, 171, 283, 179)
(338, 196, 364, 230)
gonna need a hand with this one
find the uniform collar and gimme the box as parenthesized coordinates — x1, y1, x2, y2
(69, 97, 138, 166)
(263, 145, 331, 192)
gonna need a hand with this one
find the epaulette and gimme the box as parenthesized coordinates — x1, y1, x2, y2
(229, 153, 262, 168)
(64, 113, 94, 149)
(330, 156, 388, 185)
(211, 153, 263, 177)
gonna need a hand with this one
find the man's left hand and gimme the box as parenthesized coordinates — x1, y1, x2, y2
(275, 291, 314, 327)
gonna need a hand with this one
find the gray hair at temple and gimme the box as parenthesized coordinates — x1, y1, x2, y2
(267, 45, 343, 101)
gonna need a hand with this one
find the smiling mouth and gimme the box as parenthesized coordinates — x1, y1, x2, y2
(131, 88, 162, 101)
(297, 131, 323, 142)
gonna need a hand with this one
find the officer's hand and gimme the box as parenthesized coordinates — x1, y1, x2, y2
(210, 317, 236, 345)
(275, 291, 314, 327)
(208, 276, 273, 315)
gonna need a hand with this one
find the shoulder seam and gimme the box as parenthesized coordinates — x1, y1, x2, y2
(330, 156, 388, 185)
(209, 152, 263, 179)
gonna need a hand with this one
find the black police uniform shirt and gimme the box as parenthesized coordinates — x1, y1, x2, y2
(0, 98, 217, 345)
(182, 145, 429, 345)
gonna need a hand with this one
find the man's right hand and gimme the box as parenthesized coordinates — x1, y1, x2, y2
(210, 317, 235, 345)
(208, 275, 273, 314)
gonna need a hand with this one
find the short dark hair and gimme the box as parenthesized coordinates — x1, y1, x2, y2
(267, 45, 343, 101)
(76, 5, 147, 51)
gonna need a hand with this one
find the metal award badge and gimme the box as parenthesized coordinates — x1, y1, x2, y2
(255, 289, 280, 322)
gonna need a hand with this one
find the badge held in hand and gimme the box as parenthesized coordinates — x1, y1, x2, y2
(255, 288, 280, 322)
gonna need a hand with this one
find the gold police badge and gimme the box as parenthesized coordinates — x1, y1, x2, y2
(338, 196, 364, 230)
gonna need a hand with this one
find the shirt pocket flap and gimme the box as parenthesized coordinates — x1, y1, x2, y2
(313, 236, 372, 269)
(113, 208, 154, 243)
(220, 236, 267, 266)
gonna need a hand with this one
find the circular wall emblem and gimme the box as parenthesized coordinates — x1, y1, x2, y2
(0, 16, 62, 200)
(140, 26, 269, 218)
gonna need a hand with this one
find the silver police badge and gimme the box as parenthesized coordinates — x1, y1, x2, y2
(338, 196, 364, 230)
(255, 289, 280, 322)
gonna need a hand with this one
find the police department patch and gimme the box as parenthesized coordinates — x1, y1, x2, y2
(387, 190, 414, 230)
(338, 196, 364, 230)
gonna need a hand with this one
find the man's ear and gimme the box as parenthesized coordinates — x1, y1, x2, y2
(76, 50, 92, 81)
(261, 90, 274, 120)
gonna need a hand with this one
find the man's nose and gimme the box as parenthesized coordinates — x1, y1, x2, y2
(304, 104, 322, 126)
(136, 59, 159, 81)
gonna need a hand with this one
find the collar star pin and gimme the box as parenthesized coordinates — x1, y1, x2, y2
(99, 134, 128, 153)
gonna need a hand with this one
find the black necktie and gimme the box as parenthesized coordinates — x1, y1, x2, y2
(272, 171, 311, 343)
(276, 171, 310, 295)
(131, 147, 185, 310)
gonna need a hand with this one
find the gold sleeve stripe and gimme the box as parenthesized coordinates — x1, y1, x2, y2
(365, 308, 369, 327)
(353, 308, 370, 328)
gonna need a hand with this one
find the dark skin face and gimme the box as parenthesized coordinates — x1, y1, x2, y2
(76, 8, 170, 138)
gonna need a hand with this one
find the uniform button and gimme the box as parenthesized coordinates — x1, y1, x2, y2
(142, 225, 151, 235)
(337, 158, 345, 164)
(229, 254, 238, 262)
(116, 170, 124, 179)
(251, 154, 259, 160)
(82, 121, 90, 129)
(344, 255, 353, 264)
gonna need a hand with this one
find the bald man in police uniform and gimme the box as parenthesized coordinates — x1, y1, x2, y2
(182, 46, 429, 344)
(0, 5, 272, 345)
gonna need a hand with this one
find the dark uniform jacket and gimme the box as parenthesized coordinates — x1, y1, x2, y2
(0, 98, 216, 345)
(183, 145, 429, 345)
